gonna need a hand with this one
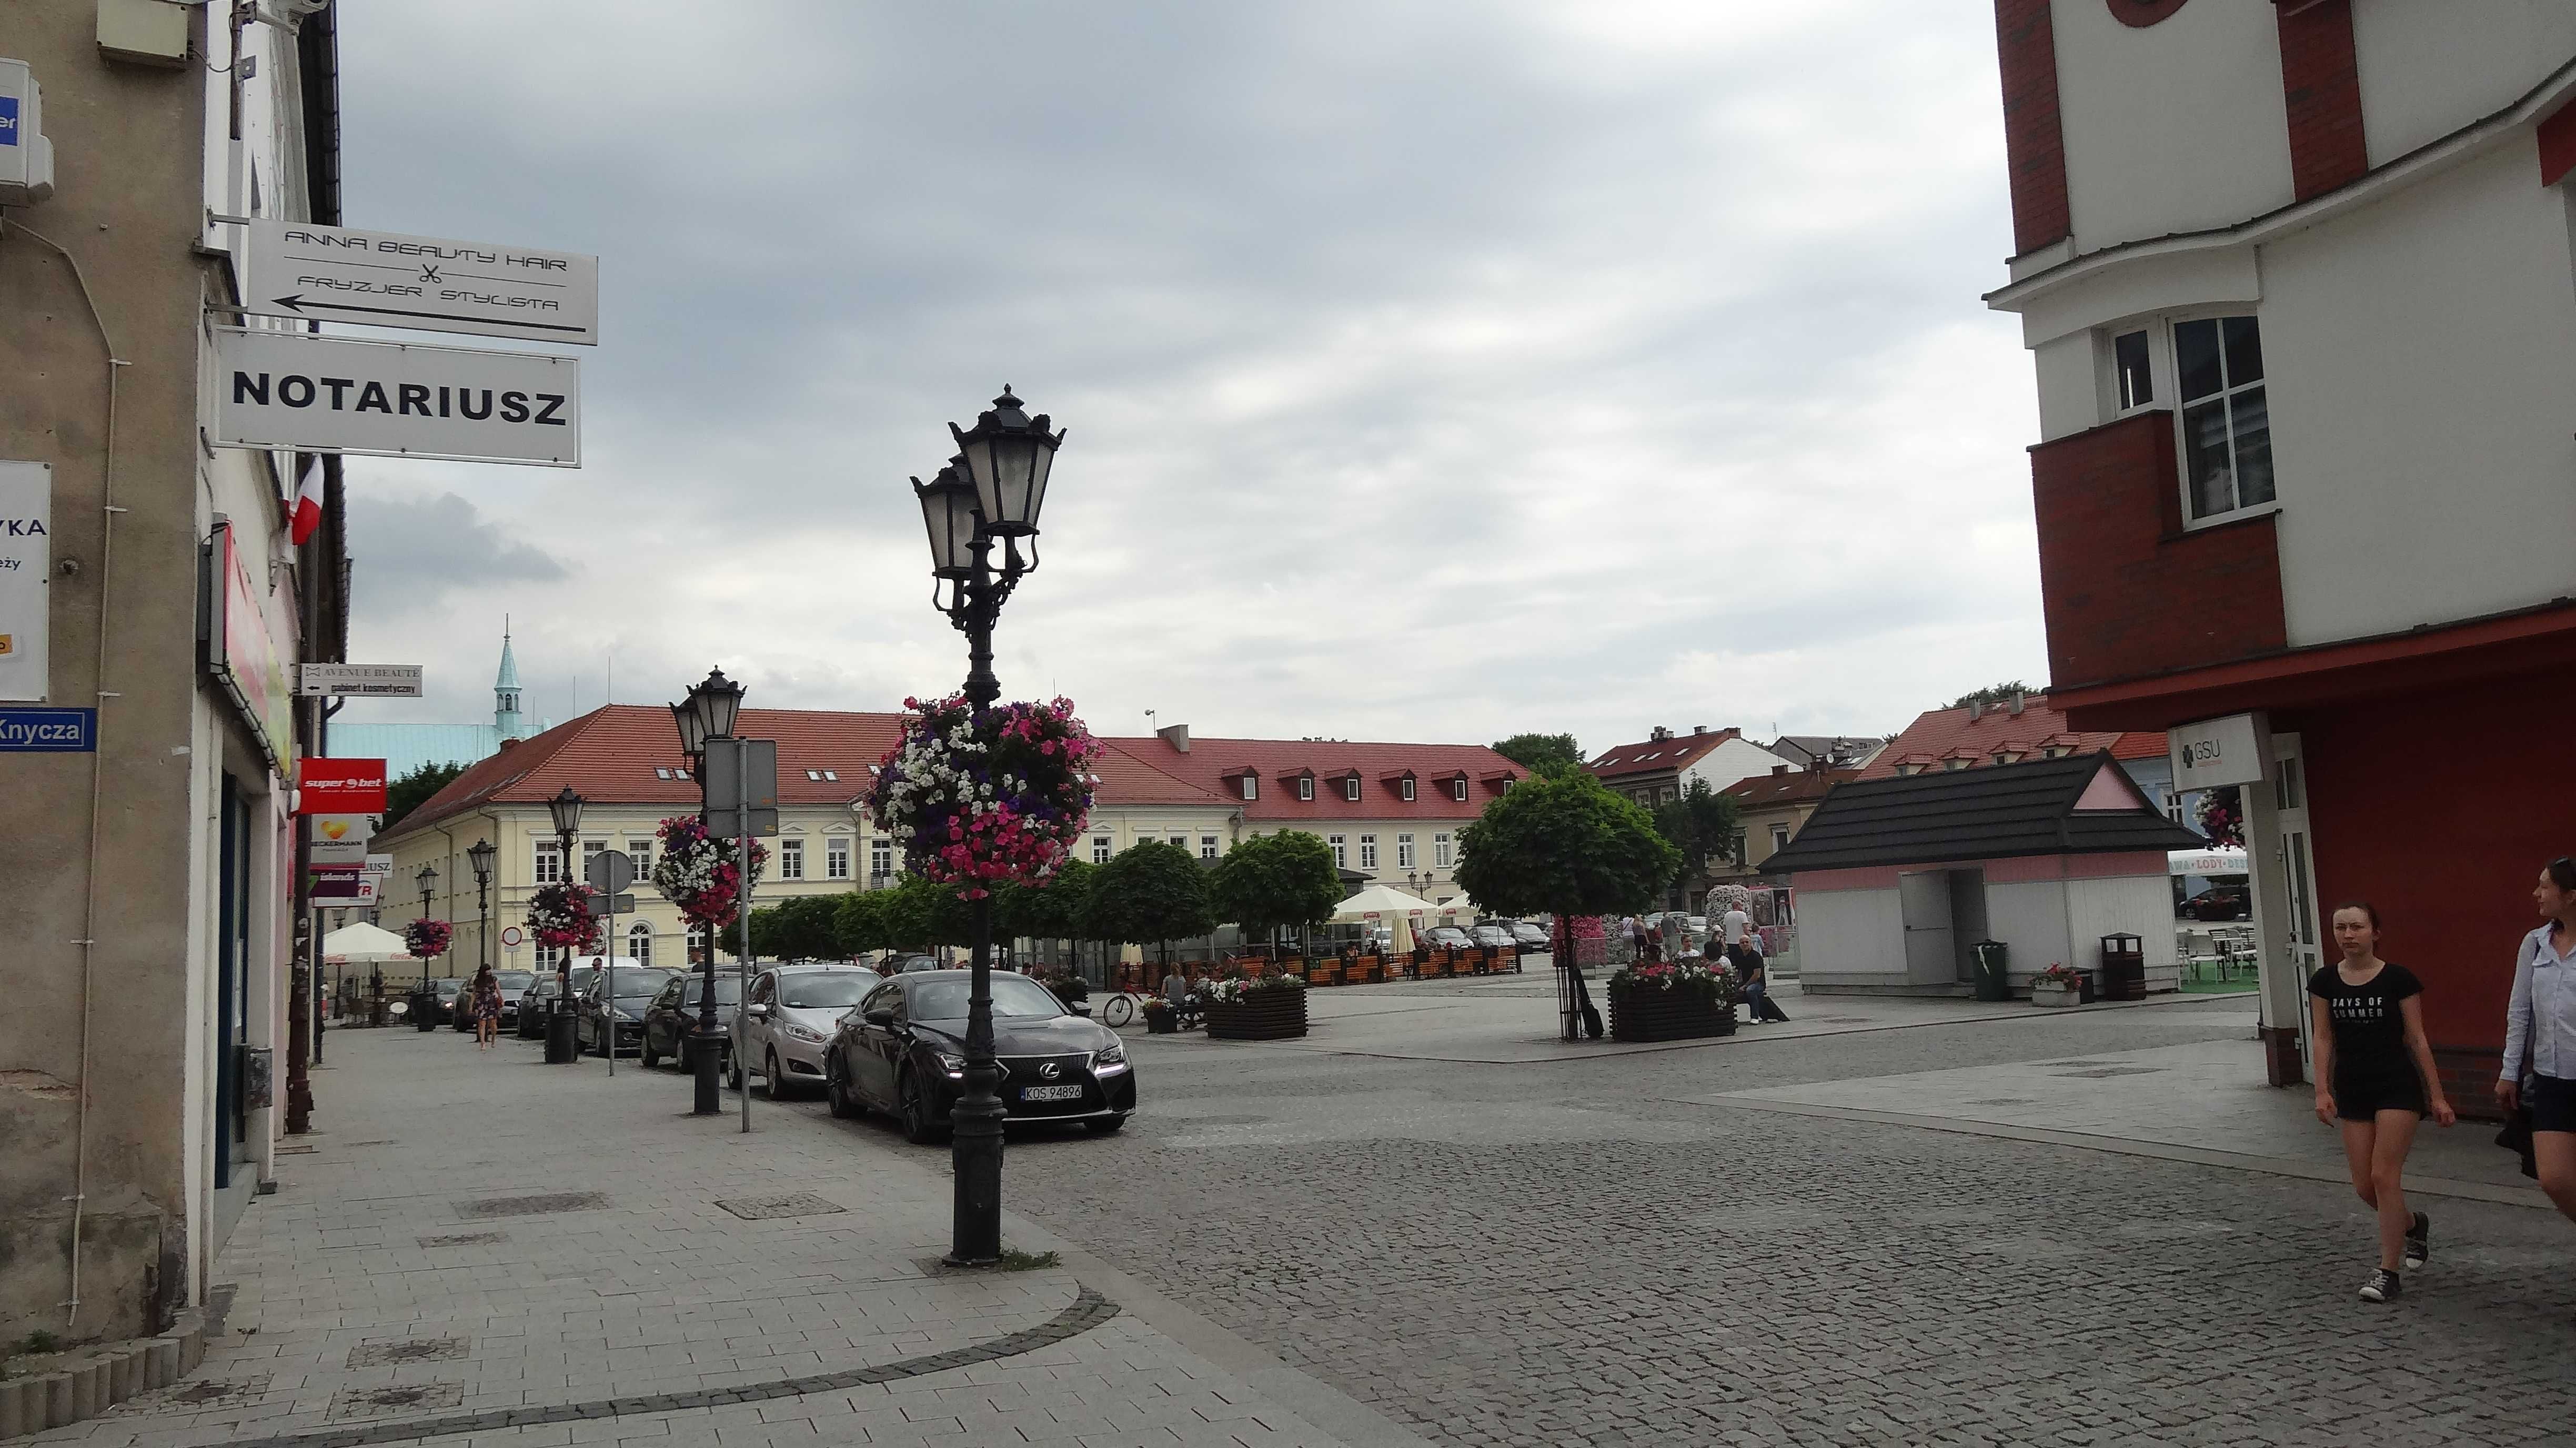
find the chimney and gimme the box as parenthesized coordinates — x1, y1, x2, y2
(1156, 722, 1191, 753)
(1771, 763, 1788, 776)
(1968, 699, 1984, 721)
(496, 737, 519, 751)
(1650, 726, 1672, 741)
(2009, 690, 2026, 716)
(1693, 724, 1707, 735)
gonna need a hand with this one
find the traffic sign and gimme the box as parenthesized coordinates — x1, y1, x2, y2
(299, 663, 422, 697)
(214, 329, 581, 468)
(298, 758, 386, 814)
(585, 849, 637, 894)
(702, 738, 780, 838)
(583, 893, 637, 917)
(500, 926, 525, 948)
(246, 219, 598, 345)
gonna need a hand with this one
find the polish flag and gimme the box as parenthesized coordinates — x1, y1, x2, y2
(289, 457, 324, 547)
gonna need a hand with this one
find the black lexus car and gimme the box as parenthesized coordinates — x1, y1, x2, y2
(823, 970, 1133, 1143)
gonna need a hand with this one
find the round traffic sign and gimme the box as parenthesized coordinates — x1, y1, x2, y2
(500, 926, 524, 948)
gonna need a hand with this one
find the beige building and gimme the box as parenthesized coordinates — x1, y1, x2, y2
(0, 5, 347, 1343)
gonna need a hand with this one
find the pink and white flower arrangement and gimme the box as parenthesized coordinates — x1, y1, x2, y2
(525, 882, 603, 953)
(651, 814, 768, 927)
(405, 917, 452, 960)
(866, 693, 1100, 900)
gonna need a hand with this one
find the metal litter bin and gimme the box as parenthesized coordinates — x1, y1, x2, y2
(2099, 933, 2147, 1002)
(1970, 940, 2010, 1002)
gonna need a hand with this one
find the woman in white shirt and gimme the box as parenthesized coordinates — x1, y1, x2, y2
(2497, 857, 2576, 1220)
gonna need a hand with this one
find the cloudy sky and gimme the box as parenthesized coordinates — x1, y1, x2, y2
(333, 1, 2039, 757)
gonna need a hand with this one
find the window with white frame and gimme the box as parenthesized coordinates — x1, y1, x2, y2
(2175, 315, 2272, 520)
(1328, 834, 1347, 868)
(1297, 775, 1314, 801)
(1358, 834, 1377, 870)
(534, 845, 563, 884)
(779, 837, 804, 880)
(1200, 834, 1219, 859)
(826, 836, 851, 880)
(1770, 823, 1790, 853)
(582, 840, 606, 879)
(870, 836, 892, 880)
(1240, 775, 1257, 800)
(1343, 776, 1361, 802)
(2112, 328, 2154, 412)
(1169, 834, 1188, 849)
(1434, 832, 1452, 868)
(626, 837, 653, 876)
(1450, 778, 1468, 802)
(687, 922, 709, 960)
(1092, 835, 1112, 863)
(629, 922, 653, 965)
(1400, 777, 1415, 801)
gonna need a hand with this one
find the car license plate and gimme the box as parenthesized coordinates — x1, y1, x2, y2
(1020, 1084, 1083, 1102)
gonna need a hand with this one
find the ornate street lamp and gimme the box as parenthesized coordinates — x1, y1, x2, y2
(544, 788, 584, 1063)
(468, 838, 496, 974)
(414, 863, 440, 1032)
(671, 667, 746, 1114)
(913, 386, 1064, 1266)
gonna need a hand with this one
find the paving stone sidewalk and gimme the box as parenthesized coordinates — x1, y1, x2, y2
(21, 1028, 1392, 1448)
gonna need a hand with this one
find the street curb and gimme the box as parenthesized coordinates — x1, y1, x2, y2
(1695, 1094, 2556, 1209)
(0, 1305, 210, 1440)
(997, 1215, 1442, 1448)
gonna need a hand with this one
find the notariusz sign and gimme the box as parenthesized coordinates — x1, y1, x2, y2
(213, 328, 580, 467)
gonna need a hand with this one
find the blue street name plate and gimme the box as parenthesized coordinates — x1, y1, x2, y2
(0, 707, 96, 751)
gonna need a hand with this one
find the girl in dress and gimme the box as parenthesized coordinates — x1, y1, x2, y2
(2309, 902, 2455, 1303)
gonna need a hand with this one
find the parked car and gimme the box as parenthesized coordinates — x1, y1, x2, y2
(2185, 886, 2252, 921)
(736, 966, 877, 1099)
(887, 953, 943, 974)
(429, 978, 466, 1024)
(823, 970, 1133, 1143)
(492, 970, 535, 1027)
(515, 976, 560, 1038)
(638, 972, 744, 1071)
(1420, 926, 1472, 950)
(1507, 921, 1550, 949)
(1469, 924, 1517, 950)
(574, 962, 679, 1057)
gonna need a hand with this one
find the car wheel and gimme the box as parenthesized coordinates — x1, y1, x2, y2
(898, 1069, 942, 1144)
(1084, 1114, 1128, 1135)
(727, 1054, 745, 1091)
(763, 1049, 788, 1100)
(639, 1033, 660, 1070)
(827, 1059, 861, 1120)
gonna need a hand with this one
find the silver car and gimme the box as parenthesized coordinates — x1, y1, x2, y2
(735, 966, 877, 1099)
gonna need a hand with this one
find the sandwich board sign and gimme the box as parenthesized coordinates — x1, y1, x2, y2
(214, 329, 580, 467)
(246, 219, 599, 346)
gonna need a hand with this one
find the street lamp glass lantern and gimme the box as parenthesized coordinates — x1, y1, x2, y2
(948, 387, 1062, 537)
(682, 667, 746, 742)
(547, 787, 585, 839)
(912, 465, 982, 578)
(415, 862, 438, 893)
(467, 837, 496, 883)
(669, 700, 707, 761)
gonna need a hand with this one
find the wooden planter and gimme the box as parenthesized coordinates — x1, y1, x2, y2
(1144, 1005, 1179, 1033)
(1351, 954, 1381, 984)
(1205, 989, 1309, 1040)
(1423, 950, 1451, 979)
(1607, 981, 1737, 1043)
(1307, 958, 1343, 988)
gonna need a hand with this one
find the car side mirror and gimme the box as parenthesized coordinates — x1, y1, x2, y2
(747, 1003, 772, 1019)
(864, 1007, 895, 1027)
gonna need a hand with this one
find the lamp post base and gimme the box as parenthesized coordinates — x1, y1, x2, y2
(545, 1003, 578, 1064)
(944, 1084, 1006, 1266)
(690, 1029, 724, 1114)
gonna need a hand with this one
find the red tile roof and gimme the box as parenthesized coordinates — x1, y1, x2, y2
(380, 705, 1225, 847)
(1722, 766, 1860, 808)
(1104, 735, 1523, 822)
(1858, 697, 2165, 781)
(1588, 728, 1743, 780)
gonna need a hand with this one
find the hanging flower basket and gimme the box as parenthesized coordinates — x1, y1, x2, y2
(525, 882, 603, 953)
(652, 814, 767, 928)
(866, 693, 1100, 900)
(2196, 786, 2244, 850)
(405, 918, 452, 960)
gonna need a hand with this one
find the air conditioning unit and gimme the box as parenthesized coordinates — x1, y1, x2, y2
(0, 59, 57, 207)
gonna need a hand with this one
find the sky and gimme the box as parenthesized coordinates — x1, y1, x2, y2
(330, 1, 2041, 758)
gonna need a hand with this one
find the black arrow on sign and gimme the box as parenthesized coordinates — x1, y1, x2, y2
(268, 295, 589, 334)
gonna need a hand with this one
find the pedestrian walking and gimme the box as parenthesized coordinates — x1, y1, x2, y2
(1719, 901, 1752, 950)
(2309, 902, 2455, 1303)
(2497, 857, 2576, 1223)
(470, 964, 504, 1051)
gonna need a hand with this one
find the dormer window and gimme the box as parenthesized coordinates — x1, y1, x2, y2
(1401, 777, 1415, 801)
(1451, 777, 1468, 802)
(1297, 775, 1314, 801)
(1946, 758, 1971, 771)
(1241, 775, 1257, 801)
(1342, 775, 1361, 802)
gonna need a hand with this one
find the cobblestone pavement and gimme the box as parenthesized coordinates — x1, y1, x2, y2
(781, 994, 2576, 1448)
(28, 1028, 1412, 1448)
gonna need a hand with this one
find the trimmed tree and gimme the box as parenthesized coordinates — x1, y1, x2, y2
(1649, 777, 1742, 906)
(1490, 732, 1583, 776)
(1454, 768, 1678, 965)
(833, 890, 885, 958)
(1082, 841, 1217, 970)
(1209, 830, 1341, 958)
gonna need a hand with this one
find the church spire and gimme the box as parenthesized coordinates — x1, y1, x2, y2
(494, 620, 525, 740)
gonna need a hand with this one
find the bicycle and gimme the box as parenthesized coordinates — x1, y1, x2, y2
(1101, 991, 1141, 1028)
(1099, 991, 1203, 1031)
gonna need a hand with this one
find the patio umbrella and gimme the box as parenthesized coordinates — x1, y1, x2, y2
(1335, 883, 1435, 956)
(322, 922, 409, 962)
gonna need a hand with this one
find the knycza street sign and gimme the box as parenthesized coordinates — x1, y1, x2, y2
(246, 219, 598, 345)
(298, 663, 422, 698)
(215, 329, 580, 467)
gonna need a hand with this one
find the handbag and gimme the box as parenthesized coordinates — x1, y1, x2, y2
(2498, 1081, 2538, 1181)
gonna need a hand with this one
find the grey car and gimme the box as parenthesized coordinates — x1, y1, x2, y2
(734, 966, 876, 1099)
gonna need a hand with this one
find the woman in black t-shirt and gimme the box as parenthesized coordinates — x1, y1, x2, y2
(2308, 902, 2457, 1304)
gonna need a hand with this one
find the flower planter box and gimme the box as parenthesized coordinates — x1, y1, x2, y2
(1204, 990, 1308, 1041)
(2030, 983, 2082, 1008)
(1607, 982, 1737, 1043)
(1308, 959, 1343, 988)
(1423, 951, 1452, 979)
(1348, 956, 1381, 984)
(1144, 1005, 1179, 1033)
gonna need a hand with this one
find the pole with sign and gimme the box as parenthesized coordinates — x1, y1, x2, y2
(214, 330, 580, 467)
(585, 850, 636, 1077)
(245, 219, 600, 346)
(298, 664, 423, 698)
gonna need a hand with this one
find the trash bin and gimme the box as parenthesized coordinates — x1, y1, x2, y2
(2099, 933, 2147, 1002)
(1970, 940, 2010, 1002)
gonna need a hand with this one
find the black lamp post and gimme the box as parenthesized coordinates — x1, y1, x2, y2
(915, 386, 1063, 1266)
(671, 667, 746, 1114)
(414, 863, 439, 1032)
(545, 787, 585, 1063)
(469, 838, 496, 974)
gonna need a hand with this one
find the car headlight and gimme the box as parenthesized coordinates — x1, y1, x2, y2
(936, 1051, 967, 1079)
(782, 1022, 828, 1044)
(1091, 1044, 1129, 1075)
(614, 1008, 639, 1022)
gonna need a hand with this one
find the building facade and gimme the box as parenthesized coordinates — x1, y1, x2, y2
(0, 4, 346, 1343)
(328, 631, 539, 783)
(1587, 726, 1794, 809)
(1983, 0, 2576, 1093)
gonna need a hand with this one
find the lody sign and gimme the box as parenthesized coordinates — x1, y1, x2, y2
(0, 461, 46, 701)
(246, 219, 599, 346)
(214, 328, 580, 467)
(299, 663, 422, 697)
(2169, 712, 2272, 792)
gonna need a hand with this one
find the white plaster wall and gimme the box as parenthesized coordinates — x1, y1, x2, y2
(2052, 0, 2296, 254)
(1796, 888, 1906, 981)
(2032, 331, 2099, 443)
(2259, 142, 2576, 646)
(1985, 879, 2074, 985)
(1681, 738, 1796, 795)
(2352, 1, 2576, 167)
(2068, 873, 2184, 992)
